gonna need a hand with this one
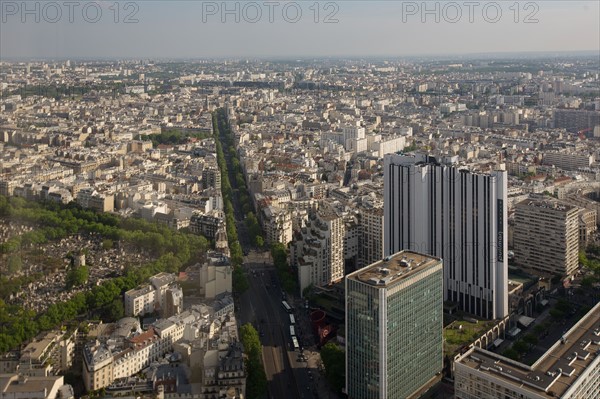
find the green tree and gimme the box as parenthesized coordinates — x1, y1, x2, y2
(255, 236, 264, 248)
(65, 266, 88, 289)
(239, 323, 267, 399)
(533, 324, 545, 336)
(513, 340, 529, 354)
(320, 342, 345, 392)
(233, 266, 249, 293)
(550, 308, 565, 320)
(240, 323, 261, 354)
(108, 299, 124, 321)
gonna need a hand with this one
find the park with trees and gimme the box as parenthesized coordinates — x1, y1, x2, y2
(0, 194, 209, 353)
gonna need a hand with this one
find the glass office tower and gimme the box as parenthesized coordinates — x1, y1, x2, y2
(346, 250, 443, 399)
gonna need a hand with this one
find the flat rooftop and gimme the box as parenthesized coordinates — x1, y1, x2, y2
(516, 198, 578, 213)
(456, 301, 600, 397)
(348, 250, 441, 288)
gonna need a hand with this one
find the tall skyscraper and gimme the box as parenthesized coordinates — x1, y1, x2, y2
(383, 154, 508, 319)
(513, 198, 580, 277)
(346, 250, 443, 399)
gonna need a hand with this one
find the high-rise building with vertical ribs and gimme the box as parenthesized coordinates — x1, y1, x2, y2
(384, 153, 508, 319)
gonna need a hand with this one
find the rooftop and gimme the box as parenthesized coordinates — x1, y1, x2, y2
(348, 250, 442, 288)
(124, 284, 154, 297)
(456, 301, 600, 398)
(150, 272, 176, 289)
(516, 198, 578, 213)
(0, 374, 63, 395)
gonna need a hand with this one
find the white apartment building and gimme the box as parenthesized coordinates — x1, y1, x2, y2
(124, 273, 178, 317)
(293, 205, 345, 293)
(76, 187, 114, 213)
(124, 285, 156, 317)
(261, 205, 293, 245)
(371, 135, 406, 158)
(543, 151, 594, 171)
(83, 308, 211, 392)
(199, 252, 232, 299)
(343, 124, 368, 153)
(150, 272, 177, 311)
(384, 153, 508, 319)
(0, 374, 65, 399)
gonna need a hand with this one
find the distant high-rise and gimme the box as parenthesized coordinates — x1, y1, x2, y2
(513, 198, 580, 277)
(346, 250, 443, 399)
(384, 154, 508, 319)
(553, 109, 600, 133)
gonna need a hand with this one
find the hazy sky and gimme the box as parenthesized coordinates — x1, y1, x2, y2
(1, 1, 599, 59)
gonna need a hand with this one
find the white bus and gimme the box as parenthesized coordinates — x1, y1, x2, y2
(289, 314, 295, 325)
(282, 301, 293, 313)
(290, 326, 296, 337)
(292, 336, 300, 351)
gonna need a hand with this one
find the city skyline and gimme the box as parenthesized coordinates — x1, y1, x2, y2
(1, 1, 599, 59)
(1, 12, 599, 396)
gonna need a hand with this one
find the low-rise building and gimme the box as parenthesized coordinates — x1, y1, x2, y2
(124, 285, 156, 317)
(189, 211, 222, 239)
(0, 374, 65, 399)
(199, 251, 232, 299)
(454, 301, 600, 399)
(77, 188, 114, 213)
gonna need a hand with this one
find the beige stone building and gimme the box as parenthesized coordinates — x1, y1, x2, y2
(513, 199, 580, 277)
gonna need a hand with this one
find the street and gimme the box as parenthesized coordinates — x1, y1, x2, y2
(221, 118, 323, 398)
(238, 254, 321, 399)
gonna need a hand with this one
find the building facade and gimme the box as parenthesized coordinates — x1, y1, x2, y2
(199, 251, 233, 299)
(124, 286, 156, 317)
(293, 204, 345, 293)
(202, 167, 221, 190)
(346, 250, 444, 399)
(513, 199, 580, 277)
(357, 206, 384, 270)
(383, 153, 508, 319)
(553, 109, 600, 132)
(189, 211, 222, 239)
(261, 205, 293, 245)
(542, 151, 594, 171)
(76, 188, 114, 213)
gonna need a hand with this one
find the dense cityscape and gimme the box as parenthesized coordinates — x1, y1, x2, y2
(0, 51, 599, 399)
